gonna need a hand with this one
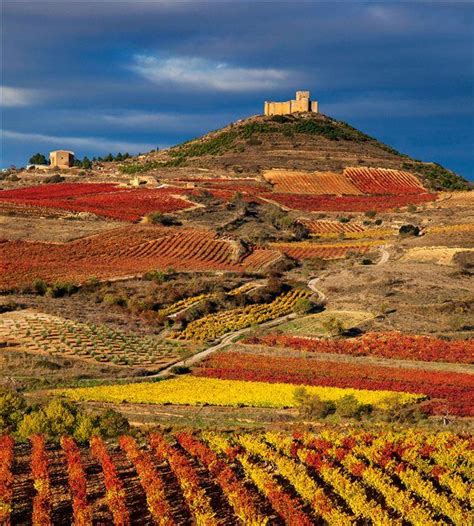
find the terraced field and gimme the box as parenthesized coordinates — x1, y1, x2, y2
(0, 226, 280, 289)
(0, 183, 196, 221)
(270, 241, 376, 260)
(0, 309, 197, 369)
(344, 167, 426, 194)
(263, 169, 362, 194)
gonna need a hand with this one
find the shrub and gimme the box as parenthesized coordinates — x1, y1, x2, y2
(364, 210, 377, 219)
(96, 409, 130, 438)
(322, 316, 345, 336)
(361, 258, 373, 265)
(43, 399, 78, 436)
(44, 174, 65, 184)
(336, 395, 372, 420)
(32, 279, 48, 296)
(0, 388, 27, 431)
(17, 410, 49, 439)
(170, 365, 191, 375)
(46, 281, 78, 298)
(292, 297, 314, 315)
(144, 212, 179, 226)
(294, 388, 336, 418)
(102, 293, 126, 307)
(399, 224, 420, 237)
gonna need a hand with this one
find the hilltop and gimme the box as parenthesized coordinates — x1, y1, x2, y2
(119, 112, 468, 191)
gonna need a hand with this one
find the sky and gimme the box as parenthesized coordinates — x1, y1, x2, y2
(1, 1, 473, 180)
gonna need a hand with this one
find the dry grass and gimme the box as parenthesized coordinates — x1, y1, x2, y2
(401, 246, 474, 266)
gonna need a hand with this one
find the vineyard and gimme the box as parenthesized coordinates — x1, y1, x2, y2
(302, 220, 396, 240)
(244, 332, 474, 364)
(344, 167, 426, 194)
(0, 310, 198, 369)
(268, 193, 438, 212)
(53, 375, 422, 408)
(0, 183, 196, 221)
(263, 169, 362, 195)
(193, 351, 473, 416)
(0, 226, 279, 289)
(269, 241, 377, 260)
(2, 429, 472, 525)
(175, 289, 311, 342)
(303, 220, 366, 235)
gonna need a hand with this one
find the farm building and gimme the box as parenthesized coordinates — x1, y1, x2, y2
(50, 150, 74, 168)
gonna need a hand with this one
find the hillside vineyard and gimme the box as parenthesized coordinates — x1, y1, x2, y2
(0, 107, 472, 526)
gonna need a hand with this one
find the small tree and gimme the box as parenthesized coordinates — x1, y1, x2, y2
(0, 388, 27, 431)
(97, 409, 130, 438)
(293, 297, 314, 315)
(43, 398, 78, 436)
(293, 388, 336, 419)
(399, 224, 420, 237)
(17, 411, 49, 439)
(82, 156, 92, 170)
(29, 153, 48, 165)
(322, 316, 345, 336)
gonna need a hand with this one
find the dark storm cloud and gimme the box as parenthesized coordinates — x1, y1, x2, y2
(1, 1, 473, 178)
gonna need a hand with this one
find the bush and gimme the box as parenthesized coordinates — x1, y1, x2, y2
(361, 258, 373, 265)
(145, 212, 179, 226)
(322, 316, 345, 336)
(32, 279, 48, 296)
(294, 388, 336, 419)
(170, 365, 191, 375)
(96, 409, 130, 439)
(399, 224, 420, 237)
(0, 388, 27, 431)
(365, 210, 377, 219)
(293, 297, 314, 315)
(336, 395, 372, 420)
(46, 281, 78, 298)
(102, 293, 127, 307)
(44, 174, 65, 184)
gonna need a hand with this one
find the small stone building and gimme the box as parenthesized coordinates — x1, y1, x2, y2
(264, 90, 318, 116)
(50, 150, 74, 168)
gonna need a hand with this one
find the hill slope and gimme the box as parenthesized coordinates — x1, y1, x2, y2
(121, 113, 468, 191)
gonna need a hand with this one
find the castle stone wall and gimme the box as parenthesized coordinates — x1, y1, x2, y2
(264, 90, 318, 116)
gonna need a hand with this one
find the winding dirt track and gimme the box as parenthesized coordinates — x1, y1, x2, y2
(152, 278, 328, 378)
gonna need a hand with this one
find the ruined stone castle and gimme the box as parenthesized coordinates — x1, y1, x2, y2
(264, 91, 318, 116)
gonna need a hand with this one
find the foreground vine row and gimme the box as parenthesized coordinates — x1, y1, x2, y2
(2, 428, 472, 525)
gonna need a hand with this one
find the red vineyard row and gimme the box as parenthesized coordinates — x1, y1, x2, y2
(268, 193, 437, 212)
(344, 167, 426, 195)
(244, 332, 474, 364)
(0, 184, 195, 221)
